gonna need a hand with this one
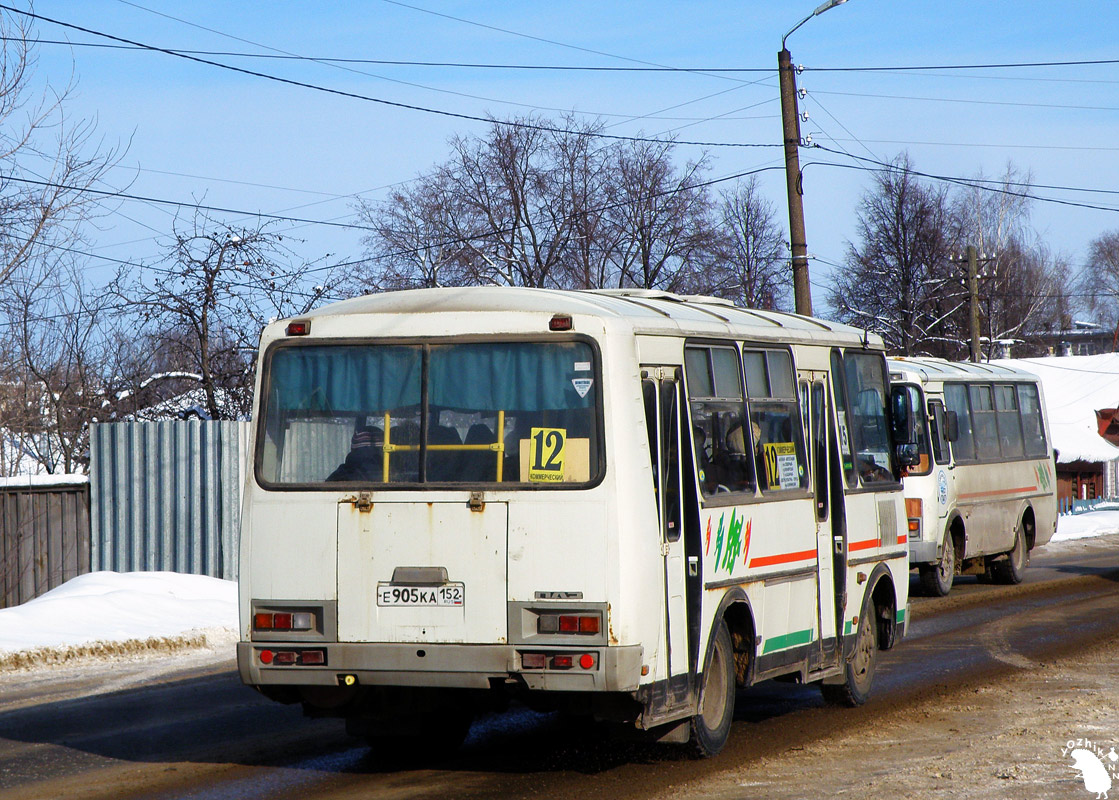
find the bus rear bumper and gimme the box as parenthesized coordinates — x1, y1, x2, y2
(908, 541, 939, 564)
(237, 641, 644, 693)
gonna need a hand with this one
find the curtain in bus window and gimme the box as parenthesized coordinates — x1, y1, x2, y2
(428, 342, 594, 411)
(428, 342, 598, 484)
(685, 345, 754, 497)
(944, 383, 976, 461)
(1017, 384, 1048, 457)
(842, 352, 895, 483)
(969, 384, 999, 459)
(268, 345, 422, 412)
(994, 384, 1025, 458)
(744, 348, 807, 492)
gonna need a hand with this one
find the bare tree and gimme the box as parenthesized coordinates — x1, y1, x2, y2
(948, 164, 1070, 356)
(117, 212, 339, 420)
(709, 176, 788, 310)
(604, 140, 716, 293)
(1, 258, 119, 474)
(352, 116, 724, 294)
(0, 11, 124, 290)
(830, 155, 956, 356)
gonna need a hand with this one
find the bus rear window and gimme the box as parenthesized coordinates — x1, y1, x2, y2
(258, 340, 601, 487)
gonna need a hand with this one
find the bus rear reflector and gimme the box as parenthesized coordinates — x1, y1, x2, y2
(579, 654, 595, 669)
(522, 653, 546, 669)
(539, 613, 601, 635)
(300, 650, 325, 665)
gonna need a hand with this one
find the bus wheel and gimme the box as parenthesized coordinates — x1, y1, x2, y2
(821, 607, 877, 707)
(991, 525, 1028, 585)
(362, 709, 473, 763)
(919, 534, 955, 597)
(689, 620, 735, 757)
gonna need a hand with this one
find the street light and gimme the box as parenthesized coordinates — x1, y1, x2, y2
(779, 0, 849, 317)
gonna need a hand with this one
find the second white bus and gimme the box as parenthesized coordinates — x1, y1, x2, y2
(888, 358, 1057, 596)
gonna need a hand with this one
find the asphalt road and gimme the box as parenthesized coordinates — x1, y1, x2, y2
(1, 534, 1117, 800)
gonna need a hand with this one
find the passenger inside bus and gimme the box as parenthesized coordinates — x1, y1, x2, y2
(326, 426, 383, 482)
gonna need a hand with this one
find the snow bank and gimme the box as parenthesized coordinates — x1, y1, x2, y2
(1054, 508, 1119, 542)
(0, 473, 89, 487)
(0, 571, 238, 669)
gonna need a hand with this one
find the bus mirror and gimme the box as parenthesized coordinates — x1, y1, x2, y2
(896, 443, 920, 468)
(944, 410, 960, 442)
(890, 387, 914, 444)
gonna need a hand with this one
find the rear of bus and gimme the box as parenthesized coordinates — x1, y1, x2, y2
(236, 292, 656, 746)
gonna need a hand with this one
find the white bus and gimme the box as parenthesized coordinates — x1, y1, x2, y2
(238, 287, 915, 757)
(887, 358, 1057, 596)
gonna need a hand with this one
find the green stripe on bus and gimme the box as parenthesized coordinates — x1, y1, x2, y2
(844, 620, 853, 635)
(896, 608, 906, 624)
(761, 629, 814, 654)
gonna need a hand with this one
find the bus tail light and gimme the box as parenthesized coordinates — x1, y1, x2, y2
(905, 498, 922, 539)
(538, 613, 601, 635)
(253, 610, 315, 631)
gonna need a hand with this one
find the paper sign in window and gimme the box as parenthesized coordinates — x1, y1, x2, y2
(520, 431, 590, 483)
(763, 442, 800, 489)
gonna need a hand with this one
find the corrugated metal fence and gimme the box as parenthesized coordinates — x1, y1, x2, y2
(0, 481, 90, 608)
(89, 420, 250, 581)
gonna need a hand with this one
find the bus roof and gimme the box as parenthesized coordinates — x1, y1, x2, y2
(887, 356, 1040, 383)
(280, 286, 883, 347)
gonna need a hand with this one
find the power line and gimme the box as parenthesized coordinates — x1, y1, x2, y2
(12, 36, 1119, 76)
(811, 88, 1119, 114)
(2, 5, 779, 151)
(805, 148, 1119, 215)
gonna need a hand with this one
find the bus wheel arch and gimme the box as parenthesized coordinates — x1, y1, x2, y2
(991, 509, 1031, 585)
(717, 591, 757, 688)
(822, 566, 893, 707)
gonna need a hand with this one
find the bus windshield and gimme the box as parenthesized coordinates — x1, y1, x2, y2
(257, 340, 601, 487)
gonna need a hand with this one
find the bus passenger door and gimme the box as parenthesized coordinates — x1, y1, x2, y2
(642, 369, 692, 692)
(804, 377, 842, 660)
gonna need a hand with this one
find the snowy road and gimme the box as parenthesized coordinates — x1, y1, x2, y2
(0, 534, 1118, 800)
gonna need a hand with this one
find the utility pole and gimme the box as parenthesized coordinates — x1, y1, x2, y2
(778, 48, 811, 317)
(949, 245, 996, 362)
(967, 245, 980, 363)
(778, 0, 851, 317)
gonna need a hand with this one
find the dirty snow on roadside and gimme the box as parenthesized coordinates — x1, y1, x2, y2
(0, 571, 237, 670)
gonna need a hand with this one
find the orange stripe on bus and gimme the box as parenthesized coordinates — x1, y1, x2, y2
(749, 549, 817, 568)
(897, 534, 908, 545)
(958, 485, 1038, 501)
(848, 539, 880, 552)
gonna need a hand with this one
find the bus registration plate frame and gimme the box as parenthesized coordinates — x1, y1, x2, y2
(376, 583, 465, 607)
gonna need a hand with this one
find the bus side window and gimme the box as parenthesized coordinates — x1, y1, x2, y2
(944, 383, 976, 462)
(684, 346, 755, 497)
(928, 400, 951, 465)
(1017, 383, 1048, 457)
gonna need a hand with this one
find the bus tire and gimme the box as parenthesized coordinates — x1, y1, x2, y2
(821, 606, 877, 707)
(689, 620, 735, 758)
(919, 534, 955, 597)
(990, 525, 1027, 585)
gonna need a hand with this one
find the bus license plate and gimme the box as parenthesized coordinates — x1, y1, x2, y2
(376, 583, 465, 607)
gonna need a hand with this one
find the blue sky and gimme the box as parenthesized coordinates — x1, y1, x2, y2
(17, 1, 1119, 312)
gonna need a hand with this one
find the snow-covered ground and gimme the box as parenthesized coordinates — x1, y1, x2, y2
(0, 509, 1117, 665)
(0, 571, 237, 668)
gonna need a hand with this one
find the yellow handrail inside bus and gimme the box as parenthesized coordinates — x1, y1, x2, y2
(378, 411, 506, 482)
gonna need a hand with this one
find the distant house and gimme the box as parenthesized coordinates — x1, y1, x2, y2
(995, 354, 1119, 508)
(1035, 321, 1115, 358)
